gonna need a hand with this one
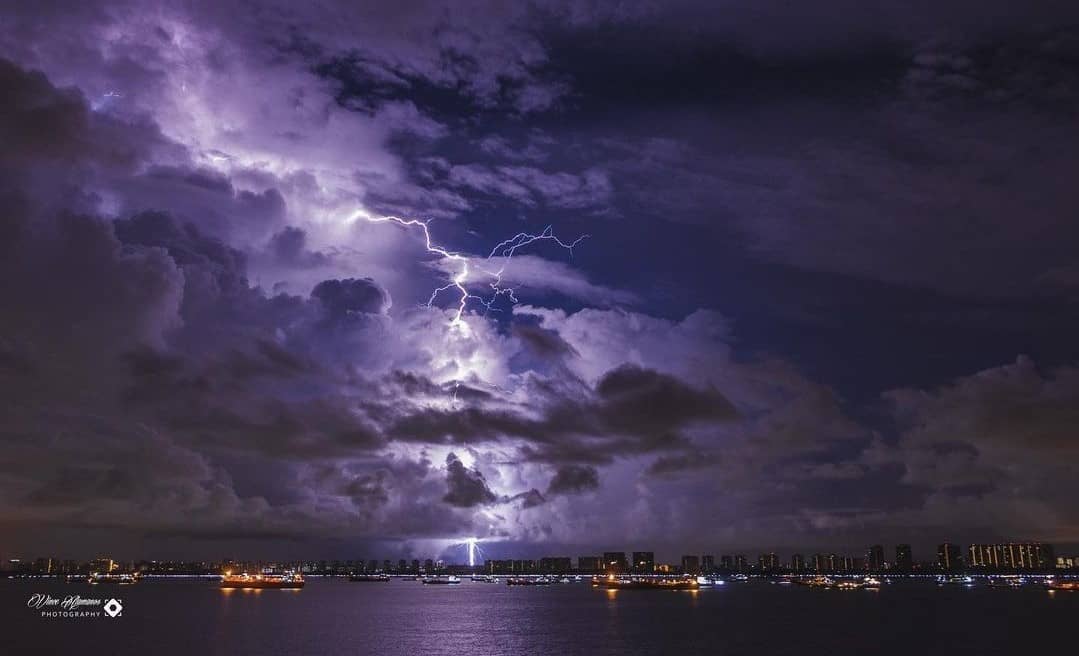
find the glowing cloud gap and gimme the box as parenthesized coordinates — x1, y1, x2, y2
(359, 213, 588, 330)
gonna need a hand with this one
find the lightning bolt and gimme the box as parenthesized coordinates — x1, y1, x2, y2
(357, 213, 587, 331)
(452, 537, 485, 567)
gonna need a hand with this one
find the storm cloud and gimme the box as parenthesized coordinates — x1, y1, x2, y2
(1, 1, 1077, 560)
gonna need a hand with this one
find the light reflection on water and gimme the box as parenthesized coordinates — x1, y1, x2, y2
(2, 577, 1077, 656)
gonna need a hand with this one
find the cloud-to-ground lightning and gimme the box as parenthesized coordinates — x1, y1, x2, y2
(357, 213, 587, 330)
(461, 537, 484, 567)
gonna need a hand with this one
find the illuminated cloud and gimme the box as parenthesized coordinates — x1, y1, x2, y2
(1, 1, 1078, 559)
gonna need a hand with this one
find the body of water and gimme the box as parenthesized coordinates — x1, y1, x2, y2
(2, 577, 1075, 655)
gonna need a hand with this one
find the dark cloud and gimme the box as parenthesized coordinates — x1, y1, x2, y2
(595, 364, 737, 432)
(312, 277, 391, 317)
(442, 453, 497, 508)
(385, 364, 736, 466)
(511, 488, 548, 508)
(647, 451, 722, 477)
(546, 464, 599, 494)
(267, 226, 331, 268)
(512, 322, 579, 360)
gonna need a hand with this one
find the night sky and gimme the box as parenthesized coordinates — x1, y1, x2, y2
(2, 1, 1079, 562)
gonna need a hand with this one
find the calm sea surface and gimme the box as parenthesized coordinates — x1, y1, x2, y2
(2, 577, 1075, 655)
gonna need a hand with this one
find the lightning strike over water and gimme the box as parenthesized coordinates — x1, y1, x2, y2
(463, 537, 483, 567)
(356, 212, 587, 331)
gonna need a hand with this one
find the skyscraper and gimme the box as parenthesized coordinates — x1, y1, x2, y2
(632, 552, 655, 573)
(790, 554, 805, 571)
(895, 545, 913, 572)
(867, 545, 884, 572)
(603, 552, 628, 574)
(967, 543, 1053, 570)
(734, 555, 747, 572)
(681, 555, 700, 575)
(937, 543, 961, 571)
(758, 553, 779, 571)
(701, 555, 715, 573)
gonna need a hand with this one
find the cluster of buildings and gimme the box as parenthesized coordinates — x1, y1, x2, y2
(3, 542, 1074, 577)
(0, 558, 452, 577)
(489, 543, 1069, 575)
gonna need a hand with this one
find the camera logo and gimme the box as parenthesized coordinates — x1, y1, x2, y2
(103, 599, 123, 618)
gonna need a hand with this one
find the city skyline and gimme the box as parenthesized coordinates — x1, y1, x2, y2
(5, 538, 1074, 572)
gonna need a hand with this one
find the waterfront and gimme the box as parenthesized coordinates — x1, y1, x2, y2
(2, 577, 1076, 655)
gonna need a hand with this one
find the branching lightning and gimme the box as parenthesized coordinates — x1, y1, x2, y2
(358, 213, 587, 331)
(457, 537, 484, 567)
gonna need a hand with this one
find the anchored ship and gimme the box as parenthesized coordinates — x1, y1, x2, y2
(506, 576, 552, 586)
(937, 575, 975, 586)
(221, 571, 305, 589)
(421, 576, 461, 585)
(591, 575, 699, 590)
(87, 572, 139, 585)
(348, 574, 391, 582)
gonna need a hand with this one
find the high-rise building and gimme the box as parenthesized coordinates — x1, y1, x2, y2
(733, 555, 747, 572)
(32, 558, 54, 575)
(701, 555, 715, 573)
(812, 554, 827, 572)
(632, 552, 655, 573)
(758, 553, 779, 571)
(538, 557, 571, 573)
(603, 552, 628, 574)
(487, 560, 513, 574)
(720, 555, 733, 570)
(790, 554, 805, 571)
(867, 545, 885, 572)
(937, 543, 962, 571)
(895, 545, 913, 572)
(681, 555, 700, 575)
(578, 556, 602, 573)
(967, 543, 1053, 570)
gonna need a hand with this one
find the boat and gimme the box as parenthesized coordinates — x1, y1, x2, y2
(795, 576, 836, 587)
(591, 576, 699, 590)
(697, 576, 726, 586)
(87, 572, 139, 585)
(421, 576, 461, 585)
(557, 577, 572, 584)
(863, 576, 882, 588)
(506, 576, 552, 586)
(348, 574, 391, 582)
(1048, 579, 1079, 590)
(834, 579, 865, 590)
(988, 576, 1028, 588)
(221, 571, 305, 589)
(730, 574, 749, 582)
(771, 577, 793, 585)
(937, 575, 974, 586)
(470, 575, 498, 583)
